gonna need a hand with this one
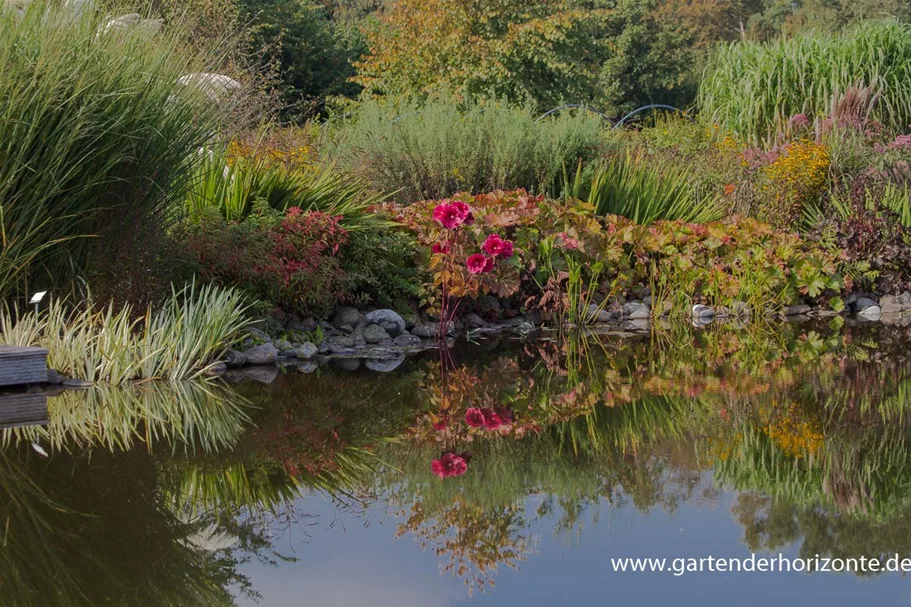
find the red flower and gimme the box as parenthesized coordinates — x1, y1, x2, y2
(481, 408, 502, 430)
(450, 201, 474, 225)
(482, 234, 514, 258)
(555, 232, 579, 250)
(465, 407, 485, 427)
(433, 201, 474, 229)
(432, 419, 447, 431)
(466, 254, 494, 274)
(431, 241, 451, 255)
(431, 452, 469, 479)
(433, 204, 463, 229)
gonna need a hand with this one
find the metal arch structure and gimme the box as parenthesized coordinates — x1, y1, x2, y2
(534, 104, 611, 123)
(612, 104, 692, 129)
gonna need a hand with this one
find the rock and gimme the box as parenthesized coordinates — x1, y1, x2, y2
(337, 324, 354, 334)
(225, 366, 278, 384)
(330, 344, 357, 355)
(359, 346, 399, 359)
(465, 313, 488, 328)
(393, 333, 422, 347)
(622, 301, 650, 320)
(296, 360, 319, 374)
(498, 316, 530, 328)
(333, 306, 363, 329)
(272, 338, 293, 352)
(204, 362, 228, 377)
(328, 336, 355, 348)
(411, 323, 439, 339)
(785, 304, 811, 316)
(731, 301, 752, 317)
(285, 315, 317, 332)
(365, 309, 406, 337)
(354, 334, 367, 347)
(475, 295, 501, 319)
(63, 379, 93, 388)
(247, 326, 271, 341)
(295, 342, 318, 359)
(845, 293, 859, 307)
(642, 295, 653, 308)
(897, 292, 911, 308)
(333, 358, 361, 371)
(857, 305, 882, 320)
(582, 304, 612, 323)
(46, 369, 66, 385)
(363, 324, 391, 344)
(279, 350, 299, 359)
(366, 354, 406, 373)
(317, 341, 331, 354)
(243, 343, 278, 365)
(881, 302, 904, 314)
(692, 304, 715, 319)
(853, 297, 879, 312)
(626, 318, 651, 332)
(225, 349, 247, 368)
(714, 306, 732, 318)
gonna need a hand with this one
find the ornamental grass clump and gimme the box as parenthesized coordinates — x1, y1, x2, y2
(0, 0, 230, 300)
(699, 20, 911, 144)
(0, 282, 249, 383)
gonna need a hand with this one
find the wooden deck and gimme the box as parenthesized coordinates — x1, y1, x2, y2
(0, 346, 48, 387)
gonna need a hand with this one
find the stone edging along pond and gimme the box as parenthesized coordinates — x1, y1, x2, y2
(212, 292, 911, 381)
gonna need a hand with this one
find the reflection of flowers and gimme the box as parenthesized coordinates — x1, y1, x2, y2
(431, 452, 470, 479)
(465, 408, 485, 428)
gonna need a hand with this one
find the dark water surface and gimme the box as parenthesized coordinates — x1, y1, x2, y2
(6, 320, 911, 606)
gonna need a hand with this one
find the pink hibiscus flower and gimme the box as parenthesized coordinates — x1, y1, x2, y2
(466, 254, 494, 274)
(431, 241, 451, 255)
(482, 234, 514, 258)
(481, 408, 502, 430)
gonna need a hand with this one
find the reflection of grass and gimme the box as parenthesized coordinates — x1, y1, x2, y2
(1, 381, 249, 453)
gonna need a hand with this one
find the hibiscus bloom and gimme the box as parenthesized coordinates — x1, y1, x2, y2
(465, 407, 485, 427)
(431, 452, 469, 479)
(450, 201, 474, 225)
(433, 203, 464, 229)
(482, 234, 514, 258)
(481, 408, 502, 430)
(466, 254, 494, 274)
(431, 241, 451, 255)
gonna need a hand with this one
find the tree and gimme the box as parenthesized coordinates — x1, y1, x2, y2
(352, 0, 612, 110)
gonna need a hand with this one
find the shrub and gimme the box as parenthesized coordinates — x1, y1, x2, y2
(0, 1, 228, 300)
(391, 190, 844, 317)
(699, 20, 911, 143)
(330, 95, 606, 204)
(183, 207, 350, 317)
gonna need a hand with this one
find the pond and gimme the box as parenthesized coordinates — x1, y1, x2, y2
(4, 319, 911, 606)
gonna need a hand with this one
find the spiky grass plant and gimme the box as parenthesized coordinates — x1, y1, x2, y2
(699, 20, 911, 144)
(564, 154, 724, 224)
(184, 145, 393, 230)
(0, 1, 231, 300)
(0, 282, 250, 383)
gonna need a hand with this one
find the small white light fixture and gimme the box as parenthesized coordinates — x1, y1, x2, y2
(29, 291, 47, 315)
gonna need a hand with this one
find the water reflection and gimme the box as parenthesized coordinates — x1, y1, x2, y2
(4, 321, 911, 603)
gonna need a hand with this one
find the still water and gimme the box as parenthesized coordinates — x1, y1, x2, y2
(5, 320, 911, 606)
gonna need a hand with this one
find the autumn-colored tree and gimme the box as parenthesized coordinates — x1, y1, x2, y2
(352, 0, 612, 109)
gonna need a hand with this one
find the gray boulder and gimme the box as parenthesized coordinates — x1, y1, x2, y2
(204, 362, 228, 377)
(363, 324, 391, 344)
(225, 349, 247, 368)
(296, 360, 319, 374)
(853, 297, 879, 312)
(622, 301, 650, 320)
(333, 306, 363, 329)
(582, 304, 612, 323)
(692, 304, 715, 319)
(243, 343, 278, 365)
(465, 313, 488, 328)
(295, 342, 319, 359)
(273, 338, 293, 352)
(784, 304, 811, 316)
(393, 333, 422, 347)
(365, 309, 406, 337)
